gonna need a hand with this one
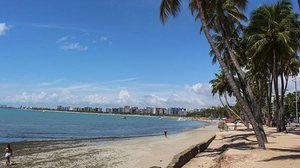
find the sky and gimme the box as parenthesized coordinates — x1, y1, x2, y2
(0, 0, 299, 109)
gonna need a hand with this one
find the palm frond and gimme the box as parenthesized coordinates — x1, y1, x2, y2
(160, 0, 182, 23)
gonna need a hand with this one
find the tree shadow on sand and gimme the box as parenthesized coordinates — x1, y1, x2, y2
(260, 154, 300, 162)
(221, 133, 257, 142)
(286, 127, 300, 136)
(195, 141, 257, 158)
(268, 147, 300, 153)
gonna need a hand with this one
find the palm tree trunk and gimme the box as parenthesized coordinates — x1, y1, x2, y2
(224, 94, 249, 129)
(219, 94, 248, 127)
(257, 79, 268, 142)
(217, 11, 258, 113)
(224, 33, 267, 141)
(196, 0, 266, 149)
(272, 46, 281, 132)
(267, 75, 273, 127)
(219, 95, 226, 107)
(280, 73, 286, 131)
(217, 10, 267, 141)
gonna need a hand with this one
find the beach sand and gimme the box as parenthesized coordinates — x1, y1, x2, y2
(2, 124, 217, 168)
(184, 123, 300, 168)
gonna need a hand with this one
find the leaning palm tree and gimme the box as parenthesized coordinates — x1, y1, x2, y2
(210, 72, 250, 127)
(160, 0, 267, 148)
(245, 0, 300, 132)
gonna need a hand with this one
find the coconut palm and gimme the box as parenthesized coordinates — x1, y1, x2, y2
(210, 72, 233, 106)
(210, 72, 250, 126)
(245, 0, 300, 132)
(160, 0, 267, 148)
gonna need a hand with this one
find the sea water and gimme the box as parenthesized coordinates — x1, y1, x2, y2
(0, 108, 207, 143)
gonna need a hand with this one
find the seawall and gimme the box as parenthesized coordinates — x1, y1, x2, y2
(167, 135, 216, 168)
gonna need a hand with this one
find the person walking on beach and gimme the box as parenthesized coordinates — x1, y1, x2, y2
(164, 128, 168, 138)
(4, 144, 12, 166)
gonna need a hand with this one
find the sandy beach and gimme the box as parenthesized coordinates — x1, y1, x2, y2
(1, 124, 217, 168)
(184, 123, 300, 168)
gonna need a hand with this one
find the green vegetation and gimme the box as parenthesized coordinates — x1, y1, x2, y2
(160, 0, 300, 149)
(186, 107, 228, 118)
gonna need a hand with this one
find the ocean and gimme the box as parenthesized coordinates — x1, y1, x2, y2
(0, 108, 207, 143)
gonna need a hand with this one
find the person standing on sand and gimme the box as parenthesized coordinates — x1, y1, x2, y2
(164, 128, 168, 138)
(234, 120, 238, 130)
(4, 144, 12, 166)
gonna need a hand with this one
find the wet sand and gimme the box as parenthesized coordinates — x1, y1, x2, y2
(1, 124, 217, 168)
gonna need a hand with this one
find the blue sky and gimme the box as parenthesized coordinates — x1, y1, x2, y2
(0, 0, 299, 109)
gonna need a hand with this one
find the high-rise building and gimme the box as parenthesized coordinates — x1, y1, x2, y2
(131, 107, 139, 113)
(124, 106, 130, 113)
(106, 108, 112, 113)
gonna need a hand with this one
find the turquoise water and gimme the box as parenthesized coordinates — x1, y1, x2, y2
(0, 108, 207, 143)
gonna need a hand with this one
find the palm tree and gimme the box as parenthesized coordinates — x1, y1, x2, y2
(160, 0, 267, 148)
(245, 0, 300, 132)
(210, 72, 233, 107)
(210, 72, 250, 127)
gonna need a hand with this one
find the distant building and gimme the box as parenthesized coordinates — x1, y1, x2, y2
(73, 107, 81, 111)
(106, 108, 112, 113)
(95, 108, 102, 113)
(167, 107, 186, 116)
(57, 106, 69, 111)
(130, 107, 139, 113)
(118, 107, 124, 113)
(112, 108, 119, 113)
(146, 107, 154, 114)
(83, 107, 93, 112)
(0, 105, 7, 108)
(155, 108, 167, 115)
(124, 106, 130, 113)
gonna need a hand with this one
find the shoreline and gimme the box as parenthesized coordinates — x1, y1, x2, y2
(2, 123, 218, 168)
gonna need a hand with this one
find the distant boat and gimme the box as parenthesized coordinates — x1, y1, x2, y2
(42, 110, 45, 112)
(122, 116, 127, 119)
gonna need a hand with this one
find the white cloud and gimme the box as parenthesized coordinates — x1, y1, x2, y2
(56, 36, 69, 43)
(3, 91, 57, 103)
(31, 23, 109, 34)
(100, 36, 108, 41)
(99, 36, 112, 45)
(0, 81, 224, 109)
(186, 83, 212, 95)
(118, 90, 130, 101)
(56, 36, 88, 51)
(84, 94, 109, 104)
(190, 83, 203, 93)
(39, 79, 64, 86)
(0, 23, 9, 36)
(99, 77, 138, 85)
(142, 94, 167, 107)
(62, 43, 88, 51)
